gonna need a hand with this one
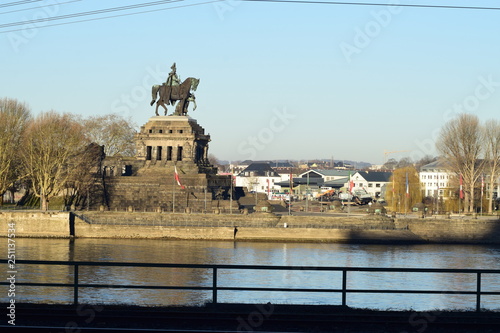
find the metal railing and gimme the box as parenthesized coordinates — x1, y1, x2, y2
(1, 259, 499, 312)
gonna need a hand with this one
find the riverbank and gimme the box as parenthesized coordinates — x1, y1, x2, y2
(1, 211, 500, 244)
(2, 303, 499, 332)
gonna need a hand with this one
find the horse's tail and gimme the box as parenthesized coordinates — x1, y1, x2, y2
(150, 85, 160, 106)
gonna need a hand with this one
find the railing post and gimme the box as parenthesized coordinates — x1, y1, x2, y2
(342, 269, 347, 307)
(73, 264, 79, 305)
(212, 267, 218, 304)
(476, 272, 481, 312)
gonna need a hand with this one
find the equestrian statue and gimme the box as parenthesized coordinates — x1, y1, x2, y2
(150, 63, 200, 116)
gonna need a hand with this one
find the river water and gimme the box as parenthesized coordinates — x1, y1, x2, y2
(2, 238, 500, 311)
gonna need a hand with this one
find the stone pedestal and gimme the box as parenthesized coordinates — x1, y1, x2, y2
(96, 116, 234, 212)
(135, 116, 214, 173)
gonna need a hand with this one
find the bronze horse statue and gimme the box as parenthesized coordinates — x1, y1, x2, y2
(150, 77, 200, 116)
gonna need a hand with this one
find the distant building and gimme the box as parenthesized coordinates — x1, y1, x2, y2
(231, 160, 294, 174)
(349, 171, 392, 198)
(419, 160, 457, 200)
(275, 169, 351, 197)
(235, 162, 288, 195)
(299, 169, 352, 182)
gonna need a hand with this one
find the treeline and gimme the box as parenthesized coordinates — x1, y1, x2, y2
(0, 97, 137, 210)
(387, 113, 500, 214)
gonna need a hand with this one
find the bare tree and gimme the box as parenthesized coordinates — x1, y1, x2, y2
(436, 113, 484, 213)
(483, 119, 500, 214)
(0, 98, 31, 205)
(21, 111, 89, 210)
(382, 158, 398, 170)
(396, 157, 413, 169)
(414, 155, 438, 170)
(81, 114, 137, 157)
(64, 143, 104, 209)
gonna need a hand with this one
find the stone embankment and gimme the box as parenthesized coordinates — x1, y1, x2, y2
(1, 211, 500, 244)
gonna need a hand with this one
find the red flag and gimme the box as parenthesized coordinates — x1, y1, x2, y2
(459, 174, 464, 199)
(174, 165, 185, 189)
(347, 172, 353, 193)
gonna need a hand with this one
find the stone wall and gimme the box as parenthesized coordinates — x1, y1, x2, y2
(2, 211, 500, 244)
(76, 223, 236, 240)
(0, 211, 70, 238)
(279, 215, 397, 229)
(395, 217, 500, 243)
(101, 171, 237, 213)
(234, 227, 422, 243)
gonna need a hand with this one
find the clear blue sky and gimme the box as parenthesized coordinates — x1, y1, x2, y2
(2, 0, 500, 165)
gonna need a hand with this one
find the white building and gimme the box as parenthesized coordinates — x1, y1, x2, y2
(235, 162, 289, 196)
(349, 171, 392, 198)
(419, 160, 455, 198)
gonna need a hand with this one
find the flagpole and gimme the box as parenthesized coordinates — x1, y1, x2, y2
(459, 173, 463, 216)
(172, 165, 175, 213)
(405, 172, 409, 216)
(481, 174, 484, 216)
(230, 166, 233, 215)
(348, 171, 351, 216)
(289, 167, 293, 216)
(306, 172, 309, 213)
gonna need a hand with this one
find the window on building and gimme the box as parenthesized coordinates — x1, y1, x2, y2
(156, 146, 162, 161)
(146, 146, 152, 160)
(166, 146, 172, 161)
(375, 183, 380, 187)
(177, 146, 183, 161)
(368, 183, 373, 187)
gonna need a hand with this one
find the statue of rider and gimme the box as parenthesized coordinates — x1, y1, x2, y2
(165, 63, 181, 101)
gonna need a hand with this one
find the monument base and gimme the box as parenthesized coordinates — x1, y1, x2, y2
(91, 115, 235, 212)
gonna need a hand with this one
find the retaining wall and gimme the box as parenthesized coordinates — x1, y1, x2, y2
(0, 211, 70, 238)
(395, 217, 500, 243)
(1, 211, 500, 244)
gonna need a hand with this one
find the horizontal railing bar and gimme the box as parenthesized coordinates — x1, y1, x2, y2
(0, 282, 212, 291)
(3, 259, 500, 274)
(346, 289, 483, 295)
(0, 282, 72, 288)
(78, 284, 212, 290)
(4, 281, 499, 296)
(217, 287, 343, 293)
